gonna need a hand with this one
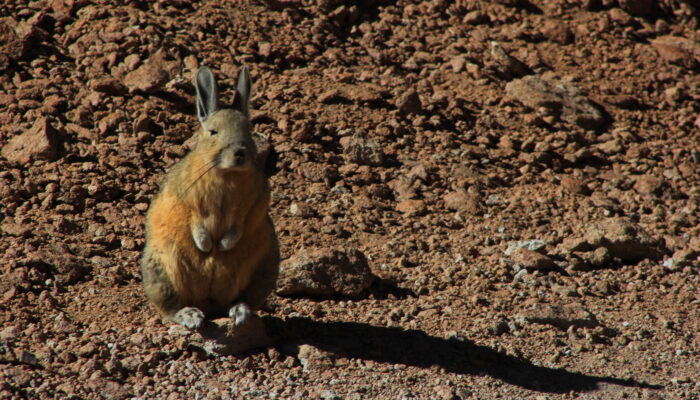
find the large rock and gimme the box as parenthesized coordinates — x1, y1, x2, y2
(168, 316, 270, 356)
(277, 248, 375, 298)
(2, 117, 63, 163)
(506, 75, 607, 130)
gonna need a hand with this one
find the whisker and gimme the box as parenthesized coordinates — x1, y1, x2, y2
(181, 158, 218, 197)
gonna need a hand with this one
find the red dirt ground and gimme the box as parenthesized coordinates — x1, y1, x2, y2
(1, 0, 699, 399)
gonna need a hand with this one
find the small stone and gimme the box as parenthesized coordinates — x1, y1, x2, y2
(0, 325, 18, 340)
(584, 246, 611, 267)
(290, 202, 315, 218)
(318, 89, 346, 104)
(634, 175, 664, 196)
(396, 199, 426, 216)
(1, 220, 32, 237)
(344, 84, 383, 103)
(462, 10, 487, 25)
(449, 56, 466, 73)
(510, 248, 556, 270)
(1, 116, 63, 163)
(541, 19, 573, 44)
(606, 94, 641, 110)
(297, 344, 337, 372)
(90, 76, 128, 95)
(443, 191, 483, 215)
(651, 36, 700, 69)
(560, 176, 590, 195)
(489, 41, 530, 80)
(86, 378, 130, 400)
(132, 115, 155, 134)
(584, 217, 664, 262)
(597, 139, 624, 155)
(609, 8, 633, 26)
(258, 41, 272, 58)
(519, 303, 599, 330)
(0, 18, 33, 68)
(504, 240, 547, 256)
(435, 385, 455, 400)
(123, 52, 172, 94)
(277, 247, 375, 298)
(396, 89, 422, 114)
(618, 0, 653, 16)
(490, 319, 510, 336)
(506, 75, 607, 130)
(339, 131, 385, 166)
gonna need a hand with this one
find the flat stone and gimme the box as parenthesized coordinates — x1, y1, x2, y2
(506, 75, 607, 130)
(168, 316, 270, 356)
(519, 303, 599, 330)
(510, 248, 557, 270)
(504, 240, 547, 256)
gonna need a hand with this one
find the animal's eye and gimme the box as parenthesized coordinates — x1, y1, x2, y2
(209, 130, 218, 136)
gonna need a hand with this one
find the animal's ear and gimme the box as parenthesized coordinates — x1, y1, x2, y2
(195, 66, 219, 123)
(233, 65, 252, 116)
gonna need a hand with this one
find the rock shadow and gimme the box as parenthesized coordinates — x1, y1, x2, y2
(266, 316, 662, 394)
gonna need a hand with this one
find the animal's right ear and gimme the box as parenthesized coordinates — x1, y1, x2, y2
(195, 66, 219, 124)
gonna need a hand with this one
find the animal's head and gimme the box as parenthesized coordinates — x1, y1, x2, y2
(194, 66, 256, 171)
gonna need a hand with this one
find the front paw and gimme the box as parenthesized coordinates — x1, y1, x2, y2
(228, 302, 251, 327)
(192, 225, 213, 253)
(219, 226, 242, 251)
(173, 307, 205, 330)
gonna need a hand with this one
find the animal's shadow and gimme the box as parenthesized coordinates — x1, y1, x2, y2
(264, 316, 662, 394)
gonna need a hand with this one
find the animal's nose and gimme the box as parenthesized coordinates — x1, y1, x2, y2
(234, 148, 246, 163)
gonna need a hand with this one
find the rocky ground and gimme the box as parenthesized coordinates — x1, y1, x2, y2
(1, 0, 699, 399)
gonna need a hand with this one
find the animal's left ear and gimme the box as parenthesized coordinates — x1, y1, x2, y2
(233, 65, 252, 116)
(195, 66, 219, 124)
